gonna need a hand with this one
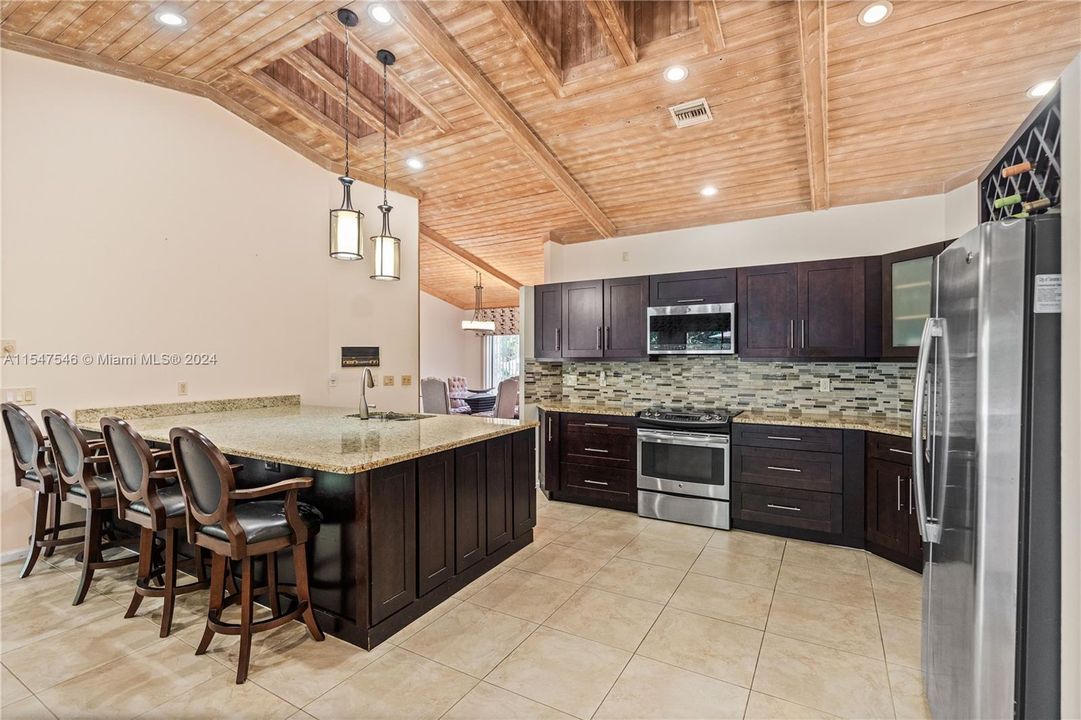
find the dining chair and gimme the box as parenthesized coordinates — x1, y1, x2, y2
(479, 377, 519, 419)
(41, 409, 138, 604)
(1, 403, 84, 578)
(421, 378, 450, 414)
(446, 376, 472, 414)
(100, 417, 210, 637)
(169, 426, 324, 684)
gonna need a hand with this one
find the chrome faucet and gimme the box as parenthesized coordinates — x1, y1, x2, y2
(358, 367, 375, 419)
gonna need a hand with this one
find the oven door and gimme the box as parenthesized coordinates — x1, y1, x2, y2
(647, 303, 735, 354)
(637, 429, 729, 500)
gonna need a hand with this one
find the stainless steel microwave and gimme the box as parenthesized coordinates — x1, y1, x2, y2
(647, 303, 735, 355)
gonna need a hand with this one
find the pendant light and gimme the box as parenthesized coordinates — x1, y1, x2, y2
(329, 8, 363, 261)
(370, 49, 401, 281)
(462, 272, 496, 334)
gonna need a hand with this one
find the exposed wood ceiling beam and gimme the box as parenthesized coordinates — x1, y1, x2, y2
(795, 0, 829, 211)
(283, 47, 399, 138)
(692, 0, 726, 54)
(316, 15, 453, 135)
(489, 1, 564, 98)
(390, 1, 617, 238)
(420, 223, 523, 290)
(585, 0, 637, 66)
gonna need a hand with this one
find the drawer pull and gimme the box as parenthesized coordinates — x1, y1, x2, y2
(888, 448, 913, 456)
(767, 435, 802, 441)
(767, 503, 801, 512)
(583, 422, 610, 428)
(583, 479, 609, 486)
(767, 465, 802, 473)
(583, 447, 609, 454)
(677, 298, 706, 303)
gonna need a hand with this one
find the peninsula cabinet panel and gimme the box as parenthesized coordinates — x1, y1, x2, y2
(512, 430, 537, 538)
(540, 409, 560, 492)
(562, 280, 604, 358)
(535, 283, 563, 360)
(738, 264, 798, 358)
(454, 443, 487, 574)
(603, 276, 648, 358)
(369, 462, 417, 625)
(416, 451, 455, 597)
(486, 435, 514, 554)
(649, 268, 736, 306)
(797, 258, 866, 358)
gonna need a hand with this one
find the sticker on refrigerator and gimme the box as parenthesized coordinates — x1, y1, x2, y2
(1033, 274, 1062, 314)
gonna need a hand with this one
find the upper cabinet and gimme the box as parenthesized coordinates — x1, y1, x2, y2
(534, 283, 564, 360)
(562, 280, 605, 358)
(881, 243, 946, 359)
(737, 264, 799, 358)
(602, 276, 648, 358)
(649, 269, 736, 307)
(535, 277, 648, 361)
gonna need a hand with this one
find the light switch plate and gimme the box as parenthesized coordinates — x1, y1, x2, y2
(177, 381, 189, 396)
(383, 375, 395, 386)
(1, 339, 15, 356)
(819, 378, 831, 392)
(401, 375, 412, 387)
(3, 388, 36, 405)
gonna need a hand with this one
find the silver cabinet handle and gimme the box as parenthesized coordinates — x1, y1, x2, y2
(888, 447, 912, 456)
(896, 475, 902, 512)
(583, 422, 610, 428)
(800, 319, 806, 349)
(547, 416, 553, 442)
(596, 327, 602, 350)
(908, 476, 913, 515)
(677, 298, 705, 303)
(788, 320, 794, 349)
(583, 479, 608, 486)
(767, 466, 801, 473)
(555, 327, 561, 351)
(767, 503, 801, 512)
(605, 326, 611, 350)
(584, 447, 609, 454)
(767, 435, 801, 441)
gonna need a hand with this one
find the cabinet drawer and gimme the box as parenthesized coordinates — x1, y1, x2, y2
(733, 446, 842, 493)
(649, 268, 736, 306)
(733, 484, 842, 535)
(562, 430, 635, 468)
(560, 463, 634, 502)
(732, 423, 843, 453)
(562, 414, 636, 434)
(866, 432, 914, 463)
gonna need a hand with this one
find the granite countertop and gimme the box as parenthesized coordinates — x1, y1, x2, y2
(75, 402, 538, 474)
(734, 410, 912, 437)
(534, 402, 643, 417)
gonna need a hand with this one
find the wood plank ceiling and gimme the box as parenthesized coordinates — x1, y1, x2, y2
(3, 0, 1079, 308)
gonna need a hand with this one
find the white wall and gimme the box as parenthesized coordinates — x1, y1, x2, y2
(419, 292, 482, 389)
(944, 181, 979, 240)
(0, 50, 419, 553)
(546, 193, 949, 282)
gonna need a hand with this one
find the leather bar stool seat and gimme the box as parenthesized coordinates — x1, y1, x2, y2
(200, 501, 322, 545)
(127, 483, 187, 518)
(65, 473, 118, 499)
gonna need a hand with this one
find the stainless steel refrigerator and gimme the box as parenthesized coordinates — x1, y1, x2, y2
(912, 215, 1061, 720)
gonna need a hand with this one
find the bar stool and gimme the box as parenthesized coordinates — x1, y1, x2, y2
(100, 417, 210, 636)
(1, 403, 84, 577)
(41, 409, 138, 604)
(169, 426, 324, 684)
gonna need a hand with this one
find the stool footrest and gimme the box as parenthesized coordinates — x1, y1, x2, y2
(206, 602, 308, 636)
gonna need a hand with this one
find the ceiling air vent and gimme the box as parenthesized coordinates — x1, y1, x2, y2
(668, 98, 713, 128)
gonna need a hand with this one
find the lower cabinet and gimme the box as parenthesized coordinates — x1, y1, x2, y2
(864, 433, 923, 571)
(416, 451, 454, 597)
(454, 442, 487, 574)
(512, 430, 537, 538)
(542, 412, 637, 512)
(486, 435, 514, 554)
(369, 462, 417, 625)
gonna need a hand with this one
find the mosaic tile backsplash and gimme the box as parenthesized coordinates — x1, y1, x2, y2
(524, 357, 914, 416)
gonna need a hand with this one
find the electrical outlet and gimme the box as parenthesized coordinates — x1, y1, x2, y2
(264, 461, 281, 473)
(599, 370, 607, 387)
(621, 251, 630, 262)
(1, 339, 15, 357)
(401, 374, 413, 387)
(177, 381, 188, 396)
(819, 378, 831, 392)
(383, 375, 395, 386)
(328, 373, 339, 388)
(563, 373, 577, 387)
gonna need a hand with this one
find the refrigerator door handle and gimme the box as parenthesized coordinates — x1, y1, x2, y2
(912, 317, 943, 544)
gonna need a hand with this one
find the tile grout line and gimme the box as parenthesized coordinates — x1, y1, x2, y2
(743, 537, 786, 718)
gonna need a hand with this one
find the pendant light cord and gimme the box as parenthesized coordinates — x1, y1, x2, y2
(343, 25, 351, 179)
(382, 58, 389, 207)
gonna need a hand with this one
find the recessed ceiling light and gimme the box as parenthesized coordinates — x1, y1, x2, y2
(857, 1, 892, 26)
(405, 157, 424, 170)
(155, 11, 187, 27)
(1027, 80, 1056, 99)
(663, 65, 689, 83)
(368, 3, 393, 24)
(700, 185, 718, 197)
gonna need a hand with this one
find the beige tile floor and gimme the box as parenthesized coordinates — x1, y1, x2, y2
(0, 491, 930, 720)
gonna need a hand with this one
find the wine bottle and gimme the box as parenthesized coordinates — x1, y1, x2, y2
(1001, 161, 1032, 178)
(994, 193, 1022, 209)
(1021, 197, 1051, 213)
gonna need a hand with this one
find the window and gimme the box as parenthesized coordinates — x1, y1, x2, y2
(484, 334, 520, 388)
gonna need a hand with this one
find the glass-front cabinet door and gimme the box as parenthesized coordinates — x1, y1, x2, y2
(882, 242, 948, 358)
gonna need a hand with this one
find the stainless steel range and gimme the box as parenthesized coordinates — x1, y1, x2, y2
(636, 408, 742, 530)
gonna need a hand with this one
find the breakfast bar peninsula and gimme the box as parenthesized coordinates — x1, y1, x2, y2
(74, 396, 538, 649)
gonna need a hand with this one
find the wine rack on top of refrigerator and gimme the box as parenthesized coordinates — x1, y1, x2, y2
(979, 87, 1061, 223)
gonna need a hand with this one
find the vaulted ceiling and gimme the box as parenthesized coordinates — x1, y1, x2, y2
(3, 0, 1079, 308)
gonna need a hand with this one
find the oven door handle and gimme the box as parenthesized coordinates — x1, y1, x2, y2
(637, 431, 729, 449)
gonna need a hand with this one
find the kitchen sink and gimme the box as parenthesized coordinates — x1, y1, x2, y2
(345, 412, 435, 421)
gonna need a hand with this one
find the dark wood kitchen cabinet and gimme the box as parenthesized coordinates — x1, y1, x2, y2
(737, 263, 798, 358)
(512, 430, 537, 538)
(561, 280, 604, 358)
(603, 276, 648, 358)
(416, 450, 455, 597)
(541, 412, 637, 512)
(540, 409, 560, 492)
(797, 257, 867, 358)
(649, 268, 736, 306)
(369, 462, 417, 625)
(881, 242, 946, 359)
(535, 282, 563, 361)
(454, 442, 487, 573)
(864, 432, 922, 571)
(486, 434, 513, 554)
